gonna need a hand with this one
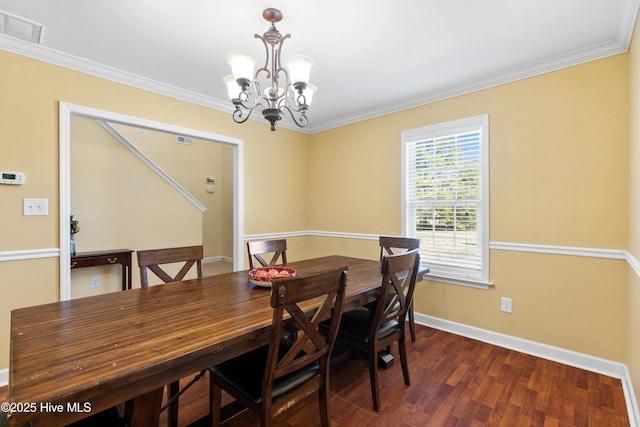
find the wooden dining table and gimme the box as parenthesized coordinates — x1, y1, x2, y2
(7, 255, 404, 427)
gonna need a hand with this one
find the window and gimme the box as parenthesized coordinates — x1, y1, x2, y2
(402, 114, 491, 288)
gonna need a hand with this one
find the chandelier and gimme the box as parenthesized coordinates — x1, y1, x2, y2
(223, 8, 316, 131)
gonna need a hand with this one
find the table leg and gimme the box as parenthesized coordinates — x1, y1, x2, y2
(126, 254, 132, 290)
(126, 387, 164, 427)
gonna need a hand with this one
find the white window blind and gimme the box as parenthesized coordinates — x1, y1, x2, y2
(402, 115, 490, 287)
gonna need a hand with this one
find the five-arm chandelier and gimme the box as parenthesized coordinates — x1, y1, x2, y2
(223, 8, 316, 131)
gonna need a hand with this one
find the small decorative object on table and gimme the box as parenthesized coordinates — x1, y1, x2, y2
(70, 215, 80, 256)
(248, 266, 296, 288)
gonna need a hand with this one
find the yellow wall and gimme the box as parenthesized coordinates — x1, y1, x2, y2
(109, 122, 235, 260)
(0, 50, 310, 369)
(628, 11, 640, 411)
(70, 117, 206, 295)
(309, 58, 629, 248)
(1, 22, 639, 410)
(308, 54, 631, 363)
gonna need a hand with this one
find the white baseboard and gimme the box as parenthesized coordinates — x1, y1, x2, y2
(415, 313, 640, 427)
(203, 256, 233, 264)
(0, 368, 6, 387)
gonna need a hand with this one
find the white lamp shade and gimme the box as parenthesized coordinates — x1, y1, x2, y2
(291, 82, 316, 106)
(302, 83, 316, 105)
(223, 74, 238, 99)
(285, 55, 313, 85)
(225, 50, 256, 82)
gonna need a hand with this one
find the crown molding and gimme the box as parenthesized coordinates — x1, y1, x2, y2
(305, 39, 630, 133)
(306, 0, 640, 133)
(0, 34, 231, 111)
(1, 0, 638, 136)
(0, 34, 305, 133)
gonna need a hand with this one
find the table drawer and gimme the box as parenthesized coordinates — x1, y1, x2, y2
(71, 255, 123, 268)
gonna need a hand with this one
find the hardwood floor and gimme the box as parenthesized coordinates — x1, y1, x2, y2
(2, 325, 628, 426)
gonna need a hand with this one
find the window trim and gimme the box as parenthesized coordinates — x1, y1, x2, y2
(401, 114, 492, 289)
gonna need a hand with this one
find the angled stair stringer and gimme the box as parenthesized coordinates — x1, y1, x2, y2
(96, 120, 207, 213)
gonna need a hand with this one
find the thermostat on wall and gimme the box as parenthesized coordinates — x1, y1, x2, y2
(0, 171, 25, 185)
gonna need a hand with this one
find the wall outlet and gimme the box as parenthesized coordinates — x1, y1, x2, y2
(90, 277, 100, 288)
(501, 297, 512, 313)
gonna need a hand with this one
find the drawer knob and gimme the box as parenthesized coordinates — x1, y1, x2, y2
(107, 258, 118, 264)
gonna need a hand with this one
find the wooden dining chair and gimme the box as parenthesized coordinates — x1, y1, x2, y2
(379, 236, 421, 342)
(136, 244, 204, 427)
(137, 245, 203, 288)
(333, 249, 419, 411)
(247, 239, 287, 270)
(208, 265, 348, 427)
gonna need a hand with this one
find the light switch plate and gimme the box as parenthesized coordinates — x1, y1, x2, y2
(23, 198, 48, 216)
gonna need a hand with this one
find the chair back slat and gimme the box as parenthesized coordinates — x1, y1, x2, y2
(263, 266, 347, 396)
(137, 245, 203, 287)
(372, 250, 420, 336)
(379, 236, 420, 261)
(247, 239, 287, 269)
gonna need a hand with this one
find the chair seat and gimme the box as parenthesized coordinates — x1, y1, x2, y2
(210, 341, 320, 405)
(323, 307, 399, 345)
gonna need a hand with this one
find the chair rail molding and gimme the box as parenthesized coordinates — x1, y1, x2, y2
(244, 232, 640, 277)
(489, 241, 627, 260)
(625, 250, 640, 277)
(0, 248, 59, 262)
(4, 236, 638, 280)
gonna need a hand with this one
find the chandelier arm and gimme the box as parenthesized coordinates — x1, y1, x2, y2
(232, 107, 253, 124)
(268, 42, 279, 101)
(295, 92, 308, 108)
(279, 92, 308, 113)
(280, 105, 309, 128)
(236, 89, 259, 110)
(232, 98, 270, 124)
(275, 34, 291, 87)
(254, 34, 272, 81)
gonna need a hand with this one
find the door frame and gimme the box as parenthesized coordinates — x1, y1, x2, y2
(59, 102, 244, 300)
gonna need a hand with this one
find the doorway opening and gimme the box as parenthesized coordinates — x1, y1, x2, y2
(59, 102, 244, 300)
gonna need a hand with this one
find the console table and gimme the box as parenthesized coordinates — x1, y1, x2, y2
(71, 249, 134, 291)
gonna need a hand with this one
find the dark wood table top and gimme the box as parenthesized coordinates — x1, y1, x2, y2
(8, 256, 384, 427)
(70, 249, 134, 259)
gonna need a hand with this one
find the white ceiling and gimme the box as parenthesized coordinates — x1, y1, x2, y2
(0, 0, 638, 133)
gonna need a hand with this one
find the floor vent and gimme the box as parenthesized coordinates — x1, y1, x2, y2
(0, 11, 42, 44)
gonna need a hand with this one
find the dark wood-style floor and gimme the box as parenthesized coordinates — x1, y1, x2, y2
(1, 325, 630, 426)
